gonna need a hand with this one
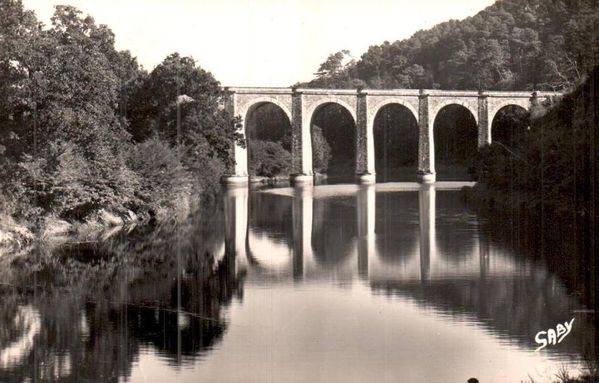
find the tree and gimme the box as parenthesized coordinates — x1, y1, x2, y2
(248, 140, 291, 177)
(127, 53, 243, 191)
(0, 0, 43, 164)
(8, 5, 142, 220)
(315, 50, 351, 78)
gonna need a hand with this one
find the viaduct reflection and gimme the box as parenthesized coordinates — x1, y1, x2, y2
(223, 184, 486, 282)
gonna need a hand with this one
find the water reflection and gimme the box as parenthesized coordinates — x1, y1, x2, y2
(225, 184, 596, 380)
(0, 185, 596, 382)
(357, 185, 375, 280)
(0, 205, 244, 382)
(232, 184, 496, 284)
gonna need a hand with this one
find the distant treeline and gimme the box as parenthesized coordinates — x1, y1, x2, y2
(299, 0, 599, 91)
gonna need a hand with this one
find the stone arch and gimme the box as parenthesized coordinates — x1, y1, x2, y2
(490, 103, 530, 147)
(432, 103, 478, 181)
(372, 102, 419, 182)
(239, 97, 292, 129)
(488, 100, 530, 126)
(430, 99, 478, 125)
(243, 100, 293, 178)
(308, 99, 357, 181)
(369, 99, 419, 125)
(305, 97, 357, 125)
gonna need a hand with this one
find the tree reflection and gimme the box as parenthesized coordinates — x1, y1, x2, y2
(0, 203, 245, 382)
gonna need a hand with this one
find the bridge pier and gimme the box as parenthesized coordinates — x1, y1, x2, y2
(478, 92, 491, 147)
(220, 132, 249, 185)
(221, 89, 249, 185)
(290, 89, 314, 186)
(356, 90, 376, 184)
(417, 90, 436, 183)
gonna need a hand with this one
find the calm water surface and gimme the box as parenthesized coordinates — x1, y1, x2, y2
(0, 184, 596, 382)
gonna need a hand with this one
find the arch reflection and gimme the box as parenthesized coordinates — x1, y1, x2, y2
(224, 184, 442, 283)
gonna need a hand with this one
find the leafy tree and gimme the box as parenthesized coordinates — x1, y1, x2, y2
(302, 50, 366, 89)
(127, 137, 190, 218)
(0, 5, 143, 220)
(315, 50, 351, 78)
(127, 53, 242, 176)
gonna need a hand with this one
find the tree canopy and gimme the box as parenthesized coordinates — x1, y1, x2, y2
(0, 1, 239, 223)
(302, 0, 599, 91)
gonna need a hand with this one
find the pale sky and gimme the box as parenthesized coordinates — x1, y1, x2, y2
(22, 0, 495, 87)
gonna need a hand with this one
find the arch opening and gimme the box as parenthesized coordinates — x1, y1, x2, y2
(245, 102, 292, 180)
(491, 105, 529, 148)
(433, 104, 478, 181)
(310, 102, 356, 184)
(373, 104, 419, 182)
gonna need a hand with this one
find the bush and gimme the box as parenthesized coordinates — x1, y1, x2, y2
(12, 142, 139, 222)
(248, 140, 291, 177)
(127, 137, 192, 218)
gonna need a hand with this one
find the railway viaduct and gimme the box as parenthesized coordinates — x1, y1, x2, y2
(223, 87, 561, 185)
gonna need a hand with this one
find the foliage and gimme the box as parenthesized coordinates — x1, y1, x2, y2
(127, 137, 191, 218)
(127, 53, 242, 170)
(0, 2, 240, 225)
(0, 3, 140, 221)
(311, 125, 332, 173)
(472, 66, 598, 214)
(15, 143, 139, 221)
(301, 0, 599, 91)
(248, 139, 291, 177)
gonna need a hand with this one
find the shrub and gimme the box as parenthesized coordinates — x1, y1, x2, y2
(249, 140, 291, 177)
(127, 137, 192, 218)
(12, 142, 139, 222)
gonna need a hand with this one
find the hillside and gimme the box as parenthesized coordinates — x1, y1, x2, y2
(302, 0, 599, 91)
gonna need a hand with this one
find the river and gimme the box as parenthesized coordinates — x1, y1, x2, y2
(0, 183, 596, 382)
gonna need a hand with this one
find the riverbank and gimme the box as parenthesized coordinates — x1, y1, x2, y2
(0, 190, 196, 254)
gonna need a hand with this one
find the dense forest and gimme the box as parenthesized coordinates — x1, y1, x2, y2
(0, 1, 242, 242)
(301, 0, 598, 91)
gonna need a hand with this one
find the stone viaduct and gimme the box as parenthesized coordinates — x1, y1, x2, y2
(223, 87, 561, 185)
